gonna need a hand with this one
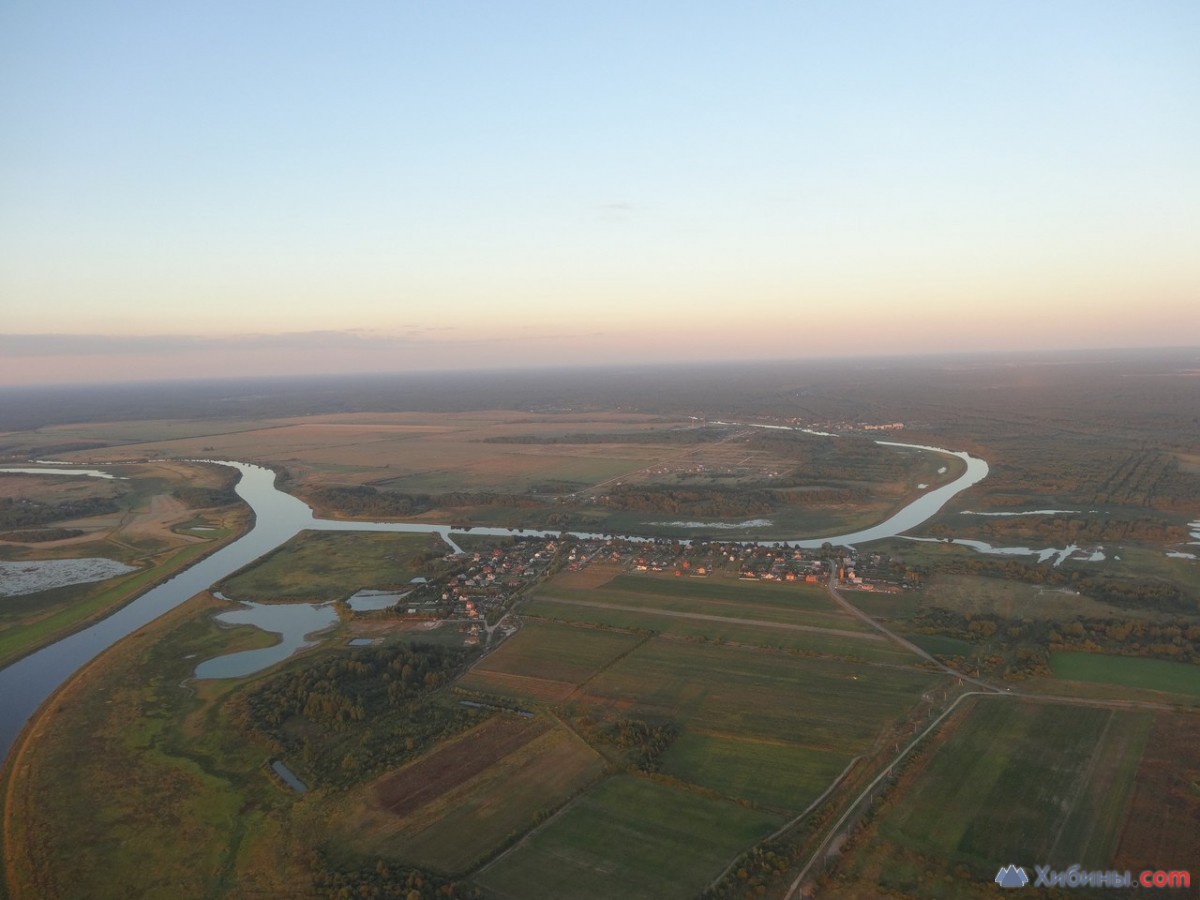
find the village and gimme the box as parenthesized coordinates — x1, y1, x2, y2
(370, 533, 915, 645)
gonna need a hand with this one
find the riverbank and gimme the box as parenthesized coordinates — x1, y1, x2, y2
(0, 592, 300, 899)
(0, 460, 253, 671)
(0, 509, 249, 672)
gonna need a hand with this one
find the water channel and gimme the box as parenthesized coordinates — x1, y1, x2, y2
(0, 443, 988, 762)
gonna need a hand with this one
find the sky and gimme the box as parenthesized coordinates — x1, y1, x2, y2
(2, 1, 1198, 385)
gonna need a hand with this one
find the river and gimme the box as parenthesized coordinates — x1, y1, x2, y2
(0, 443, 987, 762)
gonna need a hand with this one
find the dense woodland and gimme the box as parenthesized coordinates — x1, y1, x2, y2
(911, 606, 1200, 671)
(937, 514, 1189, 545)
(232, 643, 476, 788)
(311, 849, 483, 900)
(593, 717, 679, 773)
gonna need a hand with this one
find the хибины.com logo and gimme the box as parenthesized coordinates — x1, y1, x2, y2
(995, 865, 1029, 888)
(994, 864, 1191, 890)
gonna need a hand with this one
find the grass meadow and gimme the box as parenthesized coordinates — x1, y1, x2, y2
(1050, 652, 1200, 697)
(523, 570, 916, 664)
(458, 620, 647, 702)
(3, 595, 311, 900)
(829, 698, 1153, 898)
(219, 530, 440, 602)
(476, 775, 783, 900)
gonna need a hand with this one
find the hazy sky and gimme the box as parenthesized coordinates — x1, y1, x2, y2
(2, 2, 1198, 385)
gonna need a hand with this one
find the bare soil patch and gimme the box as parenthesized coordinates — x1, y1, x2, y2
(552, 562, 622, 590)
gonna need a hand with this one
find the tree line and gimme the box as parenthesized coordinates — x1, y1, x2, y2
(0, 494, 119, 529)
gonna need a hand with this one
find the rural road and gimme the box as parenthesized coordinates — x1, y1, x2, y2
(825, 571, 1000, 692)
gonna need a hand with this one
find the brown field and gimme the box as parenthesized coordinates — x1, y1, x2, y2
(334, 713, 605, 873)
(550, 561, 623, 590)
(39, 410, 905, 509)
(1113, 711, 1200, 871)
(374, 714, 550, 816)
(58, 411, 691, 494)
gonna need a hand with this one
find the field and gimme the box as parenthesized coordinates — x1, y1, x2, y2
(1113, 712, 1200, 871)
(219, 529, 445, 602)
(523, 571, 917, 664)
(826, 698, 1154, 898)
(460, 569, 945, 826)
(332, 714, 605, 874)
(579, 639, 936, 805)
(465, 613, 939, 818)
(476, 775, 783, 900)
(1050, 652, 1200, 697)
(459, 620, 646, 702)
(38, 411, 693, 493)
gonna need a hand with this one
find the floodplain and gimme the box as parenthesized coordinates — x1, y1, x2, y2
(2, 353, 1200, 899)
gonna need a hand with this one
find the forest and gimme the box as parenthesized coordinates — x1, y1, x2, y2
(232, 643, 478, 789)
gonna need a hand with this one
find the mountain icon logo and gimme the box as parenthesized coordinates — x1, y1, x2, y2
(995, 864, 1029, 888)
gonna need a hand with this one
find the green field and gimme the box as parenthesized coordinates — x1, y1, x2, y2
(1051, 652, 1200, 697)
(584, 639, 934, 753)
(657, 732, 849, 811)
(459, 620, 646, 702)
(902, 632, 976, 658)
(920, 573, 1138, 620)
(219, 529, 443, 602)
(579, 638, 937, 811)
(594, 574, 844, 612)
(536, 579, 867, 633)
(476, 775, 783, 900)
(468, 569, 942, 815)
(523, 570, 916, 664)
(830, 699, 1153, 898)
(524, 597, 911, 661)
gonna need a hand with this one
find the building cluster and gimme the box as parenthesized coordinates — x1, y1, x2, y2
(393, 540, 557, 638)
(369, 536, 913, 644)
